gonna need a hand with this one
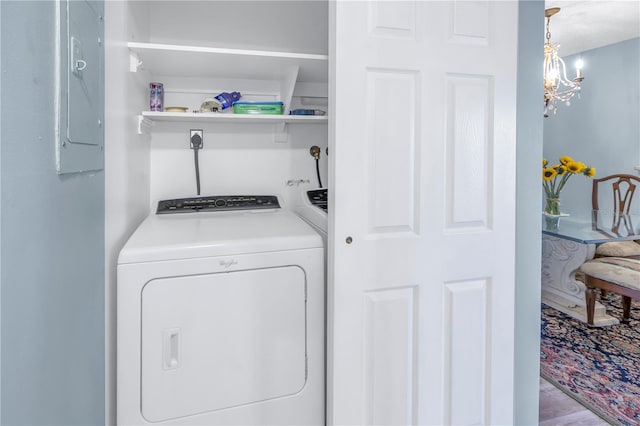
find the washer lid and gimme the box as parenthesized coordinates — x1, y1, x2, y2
(118, 209, 322, 264)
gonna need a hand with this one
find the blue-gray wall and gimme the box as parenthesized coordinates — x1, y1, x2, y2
(0, 1, 105, 425)
(515, 1, 544, 424)
(0, 1, 3, 421)
(543, 38, 640, 213)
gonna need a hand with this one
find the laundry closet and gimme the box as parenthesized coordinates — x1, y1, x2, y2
(105, 1, 522, 425)
(105, 2, 330, 425)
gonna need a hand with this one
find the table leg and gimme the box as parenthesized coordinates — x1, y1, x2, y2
(541, 235, 619, 326)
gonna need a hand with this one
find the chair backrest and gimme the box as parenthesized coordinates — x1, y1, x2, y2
(592, 174, 640, 215)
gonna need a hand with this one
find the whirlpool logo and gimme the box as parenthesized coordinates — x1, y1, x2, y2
(219, 259, 238, 269)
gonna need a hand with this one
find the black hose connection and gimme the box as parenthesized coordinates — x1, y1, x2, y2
(310, 145, 322, 188)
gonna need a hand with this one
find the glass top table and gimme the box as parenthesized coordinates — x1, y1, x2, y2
(541, 208, 640, 326)
(542, 209, 640, 244)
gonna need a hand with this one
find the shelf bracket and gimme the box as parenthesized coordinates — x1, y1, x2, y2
(272, 64, 299, 143)
(280, 65, 299, 115)
(136, 115, 154, 135)
(129, 51, 142, 72)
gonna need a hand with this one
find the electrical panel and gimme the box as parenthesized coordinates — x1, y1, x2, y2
(56, 0, 104, 174)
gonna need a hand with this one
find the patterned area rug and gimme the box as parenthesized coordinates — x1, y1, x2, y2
(541, 297, 640, 425)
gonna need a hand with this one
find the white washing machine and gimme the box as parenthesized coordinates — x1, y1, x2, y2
(295, 188, 328, 245)
(117, 195, 324, 425)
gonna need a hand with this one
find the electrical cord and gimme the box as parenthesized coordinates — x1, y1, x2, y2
(194, 148, 201, 196)
(191, 132, 203, 196)
(315, 157, 323, 188)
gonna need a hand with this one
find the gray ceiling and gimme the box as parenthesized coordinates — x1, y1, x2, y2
(545, 1, 640, 56)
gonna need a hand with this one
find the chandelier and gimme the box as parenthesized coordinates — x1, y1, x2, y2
(543, 7, 584, 117)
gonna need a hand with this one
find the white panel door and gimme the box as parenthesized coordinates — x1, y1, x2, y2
(329, 1, 518, 425)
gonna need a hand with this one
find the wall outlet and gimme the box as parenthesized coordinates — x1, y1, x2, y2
(190, 129, 203, 149)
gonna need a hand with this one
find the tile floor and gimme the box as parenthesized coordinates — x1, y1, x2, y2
(539, 377, 610, 425)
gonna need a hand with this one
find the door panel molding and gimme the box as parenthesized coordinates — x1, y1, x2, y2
(445, 74, 493, 230)
(443, 279, 489, 425)
(364, 287, 417, 426)
(365, 68, 420, 235)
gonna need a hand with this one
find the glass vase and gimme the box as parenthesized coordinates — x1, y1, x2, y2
(544, 197, 561, 216)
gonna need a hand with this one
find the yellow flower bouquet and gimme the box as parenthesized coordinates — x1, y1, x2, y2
(542, 156, 595, 215)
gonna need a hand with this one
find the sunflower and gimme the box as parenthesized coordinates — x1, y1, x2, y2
(583, 167, 596, 178)
(543, 168, 557, 181)
(567, 161, 587, 174)
(543, 158, 548, 167)
(560, 155, 573, 165)
(552, 164, 567, 175)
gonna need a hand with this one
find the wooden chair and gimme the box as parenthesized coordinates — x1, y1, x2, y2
(580, 257, 640, 325)
(591, 174, 640, 260)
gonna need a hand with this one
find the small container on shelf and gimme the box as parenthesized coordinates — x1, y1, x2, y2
(149, 82, 164, 111)
(164, 106, 189, 113)
(289, 109, 326, 116)
(233, 101, 284, 115)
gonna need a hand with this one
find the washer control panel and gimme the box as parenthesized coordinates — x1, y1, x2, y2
(157, 195, 280, 214)
(306, 189, 328, 213)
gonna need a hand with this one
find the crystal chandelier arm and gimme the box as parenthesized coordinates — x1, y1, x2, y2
(556, 55, 579, 86)
(543, 7, 584, 117)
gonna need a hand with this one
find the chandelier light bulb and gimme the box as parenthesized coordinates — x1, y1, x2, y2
(575, 58, 584, 79)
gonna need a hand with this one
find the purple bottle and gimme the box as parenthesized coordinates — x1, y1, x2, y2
(149, 82, 164, 111)
(214, 91, 241, 110)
